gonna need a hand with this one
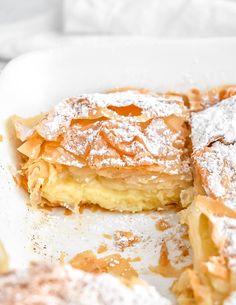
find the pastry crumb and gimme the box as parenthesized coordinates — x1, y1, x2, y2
(70, 250, 138, 279)
(155, 219, 171, 231)
(97, 244, 108, 254)
(114, 231, 140, 251)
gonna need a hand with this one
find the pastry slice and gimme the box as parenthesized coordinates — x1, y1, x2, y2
(13, 91, 192, 212)
(0, 262, 170, 305)
(173, 96, 236, 305)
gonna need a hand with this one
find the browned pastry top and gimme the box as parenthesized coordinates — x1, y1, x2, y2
(15, 91, 191, 175)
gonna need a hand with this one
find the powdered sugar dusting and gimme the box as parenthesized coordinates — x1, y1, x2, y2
(37, 92, 186, 141)
(191, 96, 236, 151)
(32, 92, 190, 174)
(59, 117, 189, 173)
(194, 142, 236, 210)
(0, 263, 170, 305)
(210, 215, 236, 274)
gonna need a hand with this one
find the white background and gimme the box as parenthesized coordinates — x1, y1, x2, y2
(1, 0, 236, 68)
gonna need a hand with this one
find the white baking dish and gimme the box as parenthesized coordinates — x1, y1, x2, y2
(1, 37, 236, 303)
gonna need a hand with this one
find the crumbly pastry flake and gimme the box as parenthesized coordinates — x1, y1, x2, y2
(69, 250, 138, 279)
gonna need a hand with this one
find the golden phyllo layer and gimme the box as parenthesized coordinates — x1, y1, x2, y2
(173, 96, 236, 305)
(13, 91, 192, 212)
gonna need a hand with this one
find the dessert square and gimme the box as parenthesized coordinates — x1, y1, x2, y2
(13, 91, 192, 212)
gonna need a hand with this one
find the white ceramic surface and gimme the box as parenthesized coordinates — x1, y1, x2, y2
(0, 37, 236, 303)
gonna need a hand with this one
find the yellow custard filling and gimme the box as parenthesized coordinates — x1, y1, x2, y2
(27, 161, 193, 212)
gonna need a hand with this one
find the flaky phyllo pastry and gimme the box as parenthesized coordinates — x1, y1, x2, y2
(173, 96, 236, 305)
(12, 91, 193, 212)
